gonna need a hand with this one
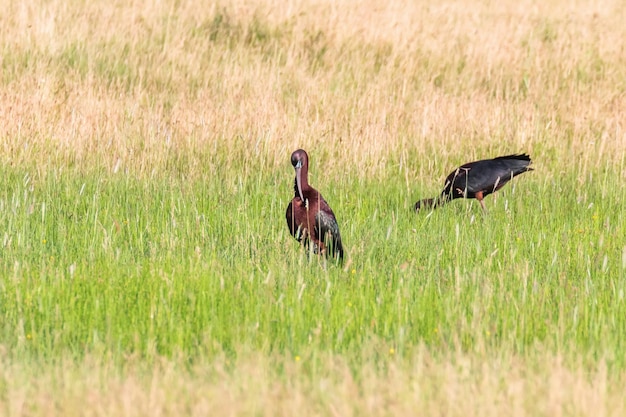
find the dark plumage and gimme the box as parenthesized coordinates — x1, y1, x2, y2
(414, 154, 533, 212)
(286, 149, 344, 260)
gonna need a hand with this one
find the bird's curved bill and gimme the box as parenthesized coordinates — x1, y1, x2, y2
(295, 162, 304, 201)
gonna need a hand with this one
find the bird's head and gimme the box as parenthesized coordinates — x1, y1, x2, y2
(291, 149, 309, 201)
(414, 198, 433, 212)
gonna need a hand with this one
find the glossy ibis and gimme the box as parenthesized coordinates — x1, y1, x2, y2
(414, 154, 533, 212)
(286, 149, 344, 260)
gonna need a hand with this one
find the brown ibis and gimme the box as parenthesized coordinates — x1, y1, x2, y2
(414, 154, 533, 212)
(286, 149, 344, 260)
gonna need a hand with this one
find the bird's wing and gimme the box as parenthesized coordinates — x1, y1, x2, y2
(443, 156, 533, 197)
(469, 159, 532, 192)
(314, 209, 344, 259)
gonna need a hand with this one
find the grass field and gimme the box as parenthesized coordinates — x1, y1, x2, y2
(1, 0, 626, 415)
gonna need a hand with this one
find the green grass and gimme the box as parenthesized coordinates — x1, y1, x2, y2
(1, 157, 624, 370)
(2, 0, 626, 413)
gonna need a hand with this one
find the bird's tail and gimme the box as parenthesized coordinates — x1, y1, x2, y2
(322, 233, 344, 262)
(334, 238, 344, 262)
(496, 154, 533, 177)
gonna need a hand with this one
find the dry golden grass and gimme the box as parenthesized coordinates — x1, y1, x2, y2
(1, 0, 625, 179)
(1, 350, 624, 417)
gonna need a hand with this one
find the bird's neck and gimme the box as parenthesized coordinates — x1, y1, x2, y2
(293, 172, 313, 198)
(292, 177, 299, 197)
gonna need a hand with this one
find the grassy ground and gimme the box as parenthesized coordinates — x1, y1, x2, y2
(1, 0, 626, 415)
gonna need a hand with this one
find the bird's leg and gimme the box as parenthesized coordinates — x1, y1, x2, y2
(475, 191, 487, 212)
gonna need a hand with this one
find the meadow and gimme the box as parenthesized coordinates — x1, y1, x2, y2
(1, 0, 626, 415)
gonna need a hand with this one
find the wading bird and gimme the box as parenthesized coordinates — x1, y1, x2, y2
(414, 154, 533, 212)
(286, 149, 344, 260)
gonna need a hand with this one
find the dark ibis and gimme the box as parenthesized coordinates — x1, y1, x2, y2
(286, 149, 344, 260)
(414, 154, 533, 212)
